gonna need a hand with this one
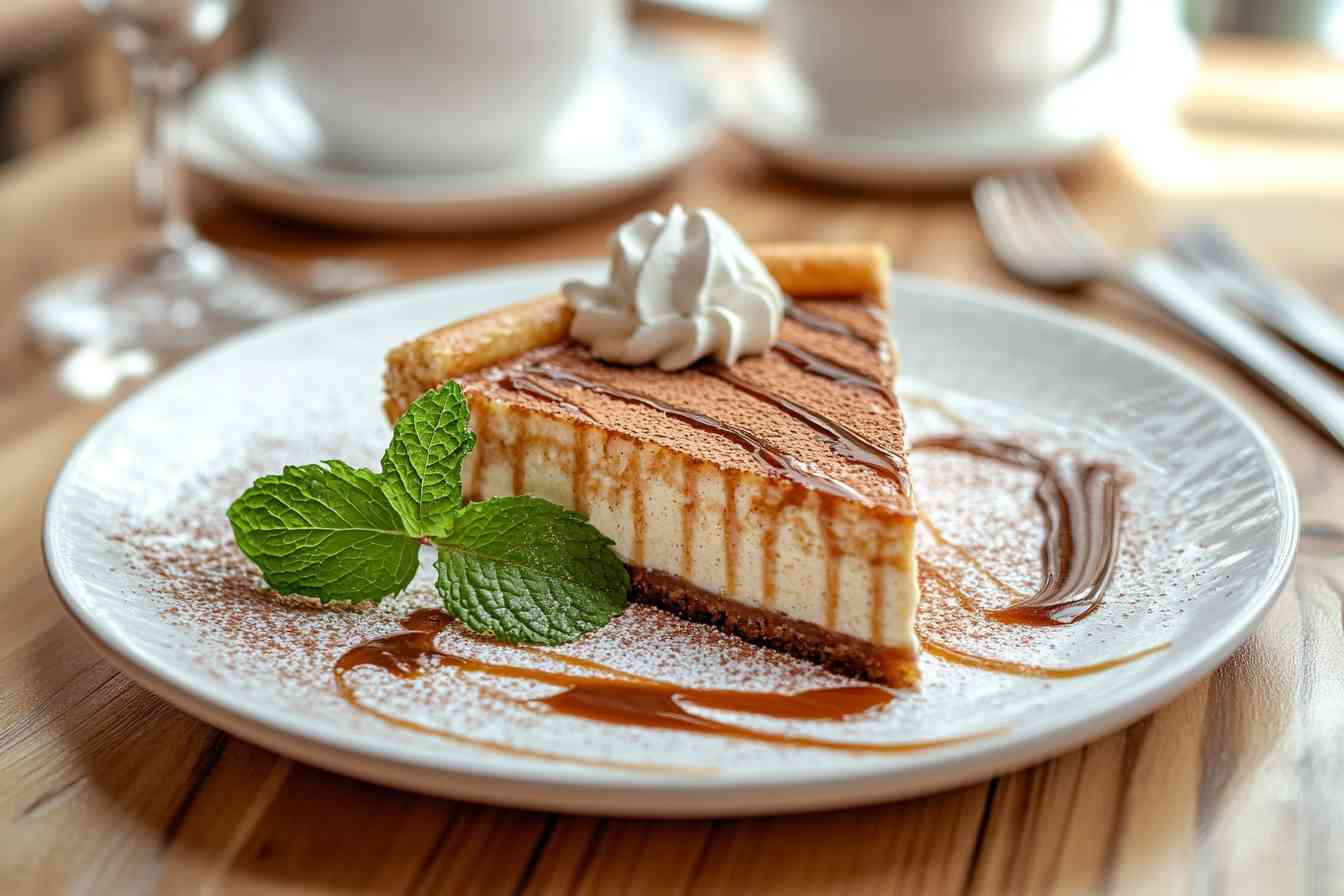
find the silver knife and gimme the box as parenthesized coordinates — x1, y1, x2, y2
(1169, 221, 1344, 375)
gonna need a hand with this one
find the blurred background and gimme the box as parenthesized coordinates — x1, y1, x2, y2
(0, 0, 257, 164)
(5, 0, 1344, 401)
(1, 0, 1342, 167)
(4, 7, 1344, 889)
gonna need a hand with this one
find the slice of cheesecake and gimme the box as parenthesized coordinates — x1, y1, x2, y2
(384, 244, 919, 685)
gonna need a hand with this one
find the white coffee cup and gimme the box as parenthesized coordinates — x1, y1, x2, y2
(268, 0, 625, 172)
(768, 0, 1121, 132)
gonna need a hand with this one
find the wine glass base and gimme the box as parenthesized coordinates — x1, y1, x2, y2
(26, 240, 312, 354)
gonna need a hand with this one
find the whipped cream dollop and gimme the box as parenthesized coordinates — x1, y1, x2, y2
(563, 206, 785, 371)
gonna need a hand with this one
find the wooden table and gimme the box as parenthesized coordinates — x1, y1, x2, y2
(3, 22, 1344, 893)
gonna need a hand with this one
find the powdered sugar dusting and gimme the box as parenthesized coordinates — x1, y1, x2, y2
(45, 273, 1292, 800)
(98, 384, 1206, 776)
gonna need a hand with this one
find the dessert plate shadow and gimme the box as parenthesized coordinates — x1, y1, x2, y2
(44, 261, 1296, 816)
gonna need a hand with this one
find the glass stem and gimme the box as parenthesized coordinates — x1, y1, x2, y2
(130, 56, 196, 251)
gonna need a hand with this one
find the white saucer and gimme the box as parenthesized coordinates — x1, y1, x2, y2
(728, 28, 1197, 188)
(645, 0, 766, 22)
(183, 45, 717, 232)
(45, 260, 1295, 816)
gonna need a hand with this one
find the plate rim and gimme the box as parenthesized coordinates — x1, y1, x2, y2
(42, 261, 1299, 816)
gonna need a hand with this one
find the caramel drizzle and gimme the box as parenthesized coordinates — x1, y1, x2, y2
(332, 612, 696, 775)
(784, 301, 882, 348)
(335, 610, 982, 755)
(497, 371, 596, 421)
(922, 640, 1169, 679)
(705, 366, 909, 491)
(916, 562, 1169, 678)
(482, 296, 903, 503)
(758, 495, 790, 611)
(783, 297, 898, 379)
(511, 415, 528, 496)
(573, 428, 589, 514)
(772, 340, 896, 406)
(469, 406, 491, 499)
(913, 435, 1122, 626)
(820, 497, 840, 629)
(630, 446, 646, 566)
(681, 457, 696, 577)
(488, 299, 907, 507)
(723, 472, 739, 595)
(504, 362, 868, 502)
(869, 534, 886, 642)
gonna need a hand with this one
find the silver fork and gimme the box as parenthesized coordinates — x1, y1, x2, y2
(1169, 220, 1344, 376)
(973, 172, 1344, 451)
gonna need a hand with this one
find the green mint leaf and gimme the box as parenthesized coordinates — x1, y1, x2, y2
(433, 496, 629, 645)
(379, 382, 476, 536)
(228, 460, 420, 604)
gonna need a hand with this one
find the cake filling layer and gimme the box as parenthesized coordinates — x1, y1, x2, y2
(460, 403, 918, 653)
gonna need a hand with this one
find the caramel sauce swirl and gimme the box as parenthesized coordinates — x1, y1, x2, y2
(921, 640, 1167, 679)
(917, 560, 1168, 677)
(913, 435, 1123, 626)
(335, 609, 980, 756)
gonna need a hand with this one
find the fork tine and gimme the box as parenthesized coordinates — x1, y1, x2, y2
(1172, 221, 1244, 276)
(1015, 172, 1108, 262)
(1168, 223, 1220, 274)
(975, 173, 1110, 287)
(973, 176, 1044, 278)
(999, 174, 1075, 266)
(1167, 221, 1280, 318)
(990, 173, 1085, 282)
(1001, 173, 1081, 264)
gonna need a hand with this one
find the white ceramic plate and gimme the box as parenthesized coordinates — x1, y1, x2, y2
(728, 26, 1197, 188)
(45, 261, 1296, 817)
(182, 46, 716, 233)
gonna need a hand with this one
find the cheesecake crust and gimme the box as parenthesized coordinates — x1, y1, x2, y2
(754, 243, 891, 303)
(384, 294, 571, 421)
(630, 567, 918, 687)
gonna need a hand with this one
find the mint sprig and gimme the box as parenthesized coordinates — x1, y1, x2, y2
(379, 383, 474, 536)
(435, 497, 629, 644)
(227, 461, 419, 603)
(227, 382, 630, 644)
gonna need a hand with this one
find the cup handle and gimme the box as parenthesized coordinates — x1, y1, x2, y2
(1077, 0, 1124, 74)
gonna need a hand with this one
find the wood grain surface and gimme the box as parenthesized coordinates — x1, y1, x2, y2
(3, 19, 1343, 895)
